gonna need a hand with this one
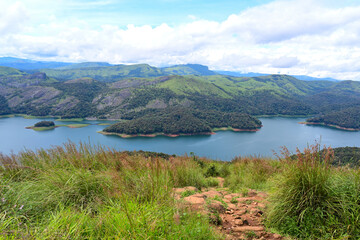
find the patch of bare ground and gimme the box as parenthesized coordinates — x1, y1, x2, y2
(173, 178, 285, 240)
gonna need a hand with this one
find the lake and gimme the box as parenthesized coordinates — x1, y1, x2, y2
(0, 116, 359, 161)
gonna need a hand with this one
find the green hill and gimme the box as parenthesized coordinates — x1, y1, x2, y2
(0, 66, 25, 77)
(161, 64, 216, 76)
(41, 64, 163, 82)
(41, 63, 218, 82)
(306, 106, 360, 130)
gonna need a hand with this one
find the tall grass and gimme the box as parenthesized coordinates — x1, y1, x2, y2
(266, 144, 360, 239)
(225, 156, 281, 191)
(0, 142, 221, 239)
(2, 141, 359, 239)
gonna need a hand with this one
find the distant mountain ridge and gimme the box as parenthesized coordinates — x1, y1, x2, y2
(216, 70, 339, 82)
(0, 57, 340, 82)
(0, 57, 73, 70)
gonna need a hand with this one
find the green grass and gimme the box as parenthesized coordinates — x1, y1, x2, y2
(0, 142, 359, 239)
(55, 118, 84, 122)
(266, 145, 360, 239)
(28, 126, 56, 131)
(157, 75, 231, 98)
(0, 142, 222, 239)
(64, 124, 90, 128)
(225, 156, 281, 191)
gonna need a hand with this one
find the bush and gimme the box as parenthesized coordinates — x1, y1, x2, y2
(266, 144, 360, 239)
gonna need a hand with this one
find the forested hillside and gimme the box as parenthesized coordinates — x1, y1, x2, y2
(306, 106, 360, 130)
(0, 63, 359, 133)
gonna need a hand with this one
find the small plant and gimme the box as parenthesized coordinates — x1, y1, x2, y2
(205, 177, 219, 187)
(245, 230, 257, 239)
(190, 152, 205, 168)
(205, 164, 219, 177)
(230, 197, 238, 204)
(241, 188, 249, 197)
(245, 200, 252, 205)
(208, 210, 222, 226)
(181, 190, 196, 198)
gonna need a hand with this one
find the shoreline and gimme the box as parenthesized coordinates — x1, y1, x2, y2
(98, 127, 261, 138)
(98, 131, 213, 138)
(25, 126, 58, 131)
(299, 122, 360, 131)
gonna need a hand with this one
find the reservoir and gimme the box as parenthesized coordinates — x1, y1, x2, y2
(1, 117, 359, 161)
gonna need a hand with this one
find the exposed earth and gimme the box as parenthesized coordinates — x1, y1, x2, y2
(173, 178, 285, 240)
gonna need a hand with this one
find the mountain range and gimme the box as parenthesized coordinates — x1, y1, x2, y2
(0, 57, 359, 132)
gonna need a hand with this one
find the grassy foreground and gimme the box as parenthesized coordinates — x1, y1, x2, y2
(0, 143, 359, 239)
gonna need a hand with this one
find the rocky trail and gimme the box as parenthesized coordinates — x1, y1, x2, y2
(173, 178, 284, 240)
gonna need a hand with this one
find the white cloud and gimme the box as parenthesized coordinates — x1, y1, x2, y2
(1, 0, 360, 80)
(0, 2, 29, 35)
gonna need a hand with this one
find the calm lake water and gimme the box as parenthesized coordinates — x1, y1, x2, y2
(1, 117, 359, 161)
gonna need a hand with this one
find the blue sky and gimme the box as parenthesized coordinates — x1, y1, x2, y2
(1, 0, 360, 80)
(28, 0, 274, 27)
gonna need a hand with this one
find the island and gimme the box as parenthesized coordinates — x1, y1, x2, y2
(26, 120, 56, 131)
(26, 120, 90, 131)
(100, 108, 262, 137)
(303, 107, 360, 131)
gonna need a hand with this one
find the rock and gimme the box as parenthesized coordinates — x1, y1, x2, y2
(235, 209, 247, 216)
(183, 193, 206, 205)
(273, 233, 282, 239)
(227, 203, 236, 209)
(208, 200, 226, 213)
(202, 190, 222, 198)
(226, 209, 234, 214)
(224, 193, 240, 201)
(232, 226, 265, 232)
(249, 208, 263, 216)
(234, 219, 244, 226)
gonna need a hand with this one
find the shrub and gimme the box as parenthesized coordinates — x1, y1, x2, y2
(266, 144, 360, 239)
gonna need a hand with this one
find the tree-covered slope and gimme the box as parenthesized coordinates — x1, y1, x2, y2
(0, 65, 359, 128)
(306, 106, 360, 130)
(103, 108, 262, 135)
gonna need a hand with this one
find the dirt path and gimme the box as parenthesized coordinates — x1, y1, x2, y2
(173, 178, 283, 240)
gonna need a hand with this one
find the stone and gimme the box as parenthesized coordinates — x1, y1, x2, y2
(273, 233, 282, 239)
(208, 200, 226, 213)
(202, 190, 223, 198)
(232, 226, 265, 232)
(184, 194, 206, 205)
(234, 219, 244, 226)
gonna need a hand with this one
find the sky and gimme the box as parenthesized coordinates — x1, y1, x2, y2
(1, 0, 360, 80)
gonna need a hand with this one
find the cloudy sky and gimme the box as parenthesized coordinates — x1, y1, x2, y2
(1, 0, 360, 80)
